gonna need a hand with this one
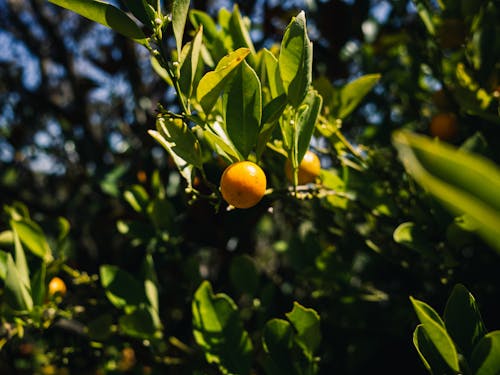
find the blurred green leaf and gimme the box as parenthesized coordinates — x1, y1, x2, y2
(31, 262, 46, 306)
(172, 0, 191, 59)
(229, 255, 259, 296)
(393, 222, 432, 253)
(285, 302, 321, 360)
(262, 319, 296, 375)
(123, 185, 150, 213)
(228, 4, 256, 66)
(5, 253, 33, 311)
(223, 60, 262, 158)
(119, 306, 159, 339)
(410, 296, 460, 372)
(0, 250, 8, 280)
(470, 331, 500, 375)
(100, 265, 148, 309)
(197, 48, 250, 115)
(192, 281, 253, 375)
(48, 0, 147, 44)
(87, 314, 113, 341)
(444, 284, 486, 359)
(278, 11, 312, 107)
(0, 230, 13, 247)
(11, 219, 53, 263)
(393, 131, 500, 252)
(13, 230, 30, 289)
(189, 9, 218, 43)
(336, 74, 380, 119)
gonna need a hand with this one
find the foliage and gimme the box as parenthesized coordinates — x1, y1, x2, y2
(0, 0, 499, 374)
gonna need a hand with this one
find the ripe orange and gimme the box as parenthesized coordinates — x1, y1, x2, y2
(48, 277, 67, 297)
(285, 150, 321, 185)
(429, 113, 459, 141)
(220, 161, 267, 209)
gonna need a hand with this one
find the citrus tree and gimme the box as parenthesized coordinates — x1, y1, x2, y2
(0, 0, 499, 374)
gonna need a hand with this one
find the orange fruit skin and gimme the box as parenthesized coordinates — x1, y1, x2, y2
(48, 277, 67, 297)
(220, 161, 267, 209)
(285, 150, 321, 185)
(429, 113, 459, 141)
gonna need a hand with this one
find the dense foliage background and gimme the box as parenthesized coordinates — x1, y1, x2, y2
(1, 0, 499, 374)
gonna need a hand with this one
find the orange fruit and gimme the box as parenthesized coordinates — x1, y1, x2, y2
(429, 113, 459, 141)
(48, 277, 67, 297)
(220, 161, 267, 209)
(285, 150, 321, 185)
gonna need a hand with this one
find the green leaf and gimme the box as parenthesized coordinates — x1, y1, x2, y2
(192, 281, 253, 375)
(123, 184, 150, 213)
(87, 314, 113, 341)
(48, 0, 147, 44)
(100, 265, 148, 309)
(413, 324, 454, 374)
(196, 48, 250, 115)
(31, 262, 46, 306)
(11, 219, 53, 263)
(0, 230, 14, 246)
(13, 230, 30, 289)
(189, 9, 219, 43)
(228, 4, 256, 66)
(393, 222, 432, 253)
(260, 49, 284, 99)
(148, 198, 175, 231)
(414, 0, 436, 35)
(256, 94, 287, 159)
(470, 331, 500, 375)
(119, 306, 159, 339)
(336, 74, 380, 119)
(122, 0, 154, 26)
(0, 250, 8, 280)
(5, 254, 33, 311)
(179, 26, 203, 101)
(393, 131, 500, 252)
(203, 128, 242, 164)
(278, 11, 312, 107)
(285, 302, 321, 360)
(229, 255, 259, 296)
(223, 60, 262, 158)
(296, 89, 322, 163)
(262, 319, 296, 375)
(410, 296, 460, 372)
(142, 254, 159, 314)
(172, 0, 191, 59)
(444, 284, 486, 359)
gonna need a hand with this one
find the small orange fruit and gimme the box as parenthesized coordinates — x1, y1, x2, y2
(285, 150, 321, 185)
(48, 277, 67, 297)
(429, 113, 459, 141)
(220, 161, 267, 209)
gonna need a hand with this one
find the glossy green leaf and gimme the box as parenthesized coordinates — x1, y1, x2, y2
(296, 89, 322, 164)
(31, 262, 46, 306)
(48, 0, 147, 44)
(285, 302, 321, 359)
(172, 0, 191, 58)
(278, 11, 312, 107)
(229, 4, 256, 66)
(192, 281, 253, 375)
(154, 115, 203, 168)
(203, 129, 242, 164)
(5, 254, 33, 311)
(229, 255, 259, 296)
(123, 184, 150, 213)
(122, 0, 154, 26)
(100, 265, 148, 309)
(393, 131, 500, 252)
(256, 94, 287, 159)
(470, 331, 500, 375)
(197, 48, 250, 115)
(223, 60, 262, 158)
(179, 26, 203, 101)
(11, 219, 53, 263)
(150, 56, 173, 85)
(413, 324, 453, 374)
(261, 49, 284, 99)
(410, 296, 460, 372)
(336, 74, 380, 119)
(262, 319, 296, 375)
(189, 9, 219, 43)
(444, 284, 486, 359)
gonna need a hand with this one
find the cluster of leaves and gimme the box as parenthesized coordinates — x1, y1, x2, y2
(0, 0, 499, 373)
